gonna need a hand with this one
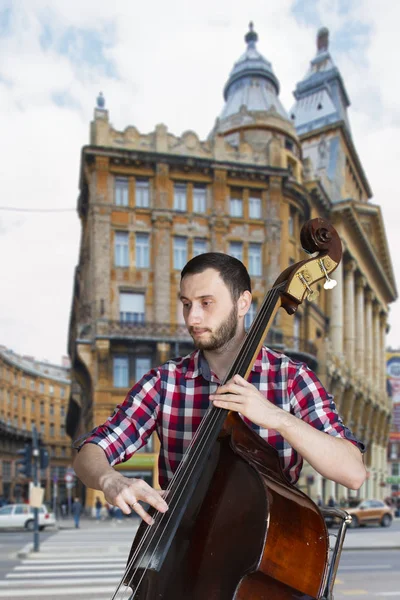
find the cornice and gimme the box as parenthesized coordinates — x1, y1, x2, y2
(331, 202, 397, 301)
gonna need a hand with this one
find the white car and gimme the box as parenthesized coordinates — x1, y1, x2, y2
(0, 504, 56, 531)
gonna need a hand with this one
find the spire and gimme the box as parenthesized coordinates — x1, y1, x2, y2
(96, 91, 105, 109)
(317, 27, 329, 53)
(222, 22, 281, 102)
(245, 21, 258, 46)
(290, 27, 351, 136)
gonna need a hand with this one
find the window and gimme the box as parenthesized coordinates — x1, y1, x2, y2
(193, 238, 207, 257)
(119, 292, 145, 323)
(60, 425, 65, 438)
(60, 406, 65, 417)
(174, 183, 187, 211)
(230, 196, 243, 217)
(113, 357, 129, 388)
(136, 358, 151, 382)
(49, 404, 54, 416)
(136, 179, 150, 207)
(2, 461, 11, 480)
(30, 380, 35, 391)
(173, 237, 187, 270)
(50, 423, 55, 437)
(49, 385, 54, 395)
(60, 387, 65, 399)
(40, 402, 44, 416)
(249, 196, 261, 219)
(40, 422, 45, 434)
(22, 397, 26, 410)
(115, 231, 129, 267)
(21, 377, 25, 388)
(115, 177, 129, 206)
(229, 242, 243, 262)
(288, 207, 295, 237)
(13, 394, 18, 408)
(249, 243, 262, 276)
(135, 233, 150, 268)
(245, 301, 258, 330)
(193, 186, 206, 213)
(39, 382, 44, 393)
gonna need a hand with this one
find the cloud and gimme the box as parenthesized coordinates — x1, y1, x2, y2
(0, 0, 399, 363)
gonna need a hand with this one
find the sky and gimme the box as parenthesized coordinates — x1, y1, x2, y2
(0, 0, 399, 364)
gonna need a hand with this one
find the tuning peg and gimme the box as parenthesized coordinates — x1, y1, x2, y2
(307, 289, 320, 302)
(319, 259, 337, 291)
(323, 278, 337, 290)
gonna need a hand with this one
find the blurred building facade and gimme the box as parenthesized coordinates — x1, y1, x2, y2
(67, 25, 397, 507)
(0, 345, 71, 505)
(386, 350, 400, 504)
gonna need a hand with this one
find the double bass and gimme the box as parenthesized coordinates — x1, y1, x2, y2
(112, 218, 343, 600)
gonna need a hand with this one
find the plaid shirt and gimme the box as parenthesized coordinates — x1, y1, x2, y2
(82, 347, 364, 489)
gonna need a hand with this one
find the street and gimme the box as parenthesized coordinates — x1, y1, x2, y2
(0, 517, 398, 599)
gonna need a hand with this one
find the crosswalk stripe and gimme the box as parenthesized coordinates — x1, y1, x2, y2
(0, 523, 138, 599)
(15, 563, 126, 571)
(21, 557, 126, 564)
(0, 585, 118, 598)
(7, 570, 123, 578)
(0, 577, 120, 587)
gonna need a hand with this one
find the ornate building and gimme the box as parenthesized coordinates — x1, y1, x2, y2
(0, 345, 71, 504)
(67, 25, 396, 507)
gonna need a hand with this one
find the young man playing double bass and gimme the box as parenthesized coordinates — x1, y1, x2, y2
(73, 252, 366, 525)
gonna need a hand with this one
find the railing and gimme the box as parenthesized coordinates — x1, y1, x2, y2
(96, 320, 192, 342)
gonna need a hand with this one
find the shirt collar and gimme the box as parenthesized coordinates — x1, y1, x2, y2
(185, 347, 265, 380)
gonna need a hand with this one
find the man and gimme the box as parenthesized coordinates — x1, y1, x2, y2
(73, 253, 366, 526)
(71, 497, 82, 528)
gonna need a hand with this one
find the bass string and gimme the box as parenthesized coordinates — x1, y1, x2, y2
(111, 284, 285, 598)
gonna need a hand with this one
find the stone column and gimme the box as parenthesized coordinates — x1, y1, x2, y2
(372, 303, 381, 389)
(330, 259, 343, 355)
(355, 276, 366, 376)
(343, 260, 356, 367)
(365, 291, 374, 385)
(380, 312, 388, 392)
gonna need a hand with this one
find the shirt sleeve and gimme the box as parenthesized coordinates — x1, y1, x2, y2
(289, 362, 366, 453)
(77, 368, 162, 466)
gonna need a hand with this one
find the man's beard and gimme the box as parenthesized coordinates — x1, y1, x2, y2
(189, 304, 238, 351)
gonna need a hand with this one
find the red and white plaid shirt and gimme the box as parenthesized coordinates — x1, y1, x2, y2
(81, 346, 364, 488)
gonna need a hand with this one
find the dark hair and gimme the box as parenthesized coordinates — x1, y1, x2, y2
(180, 252, 251, 301)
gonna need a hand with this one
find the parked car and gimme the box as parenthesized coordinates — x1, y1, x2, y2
(0, 503, 56, 531)
(346, 499, 394, 528)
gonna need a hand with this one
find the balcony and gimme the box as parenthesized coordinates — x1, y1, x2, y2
(95, 320, 192, 343)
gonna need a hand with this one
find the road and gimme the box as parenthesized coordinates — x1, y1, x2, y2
(0, 517, 398, 599)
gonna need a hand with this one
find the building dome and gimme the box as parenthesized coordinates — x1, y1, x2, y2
(210, 23, 296, 146)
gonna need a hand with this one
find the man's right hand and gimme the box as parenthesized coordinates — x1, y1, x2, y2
(73, 444, 168, 526)
(101, 472, 168, 526)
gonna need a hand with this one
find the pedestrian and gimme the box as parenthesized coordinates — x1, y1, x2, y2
(328, 496, 336, 508)
(71, 497, 82, 528)
(317, 495, 323, 507)
(73, 253, 366, 528)
(95, 496, 102, 521)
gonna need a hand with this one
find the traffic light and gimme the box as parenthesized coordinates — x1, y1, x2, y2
(39, 446, 49, 470)
(16, 444, 32, 478)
